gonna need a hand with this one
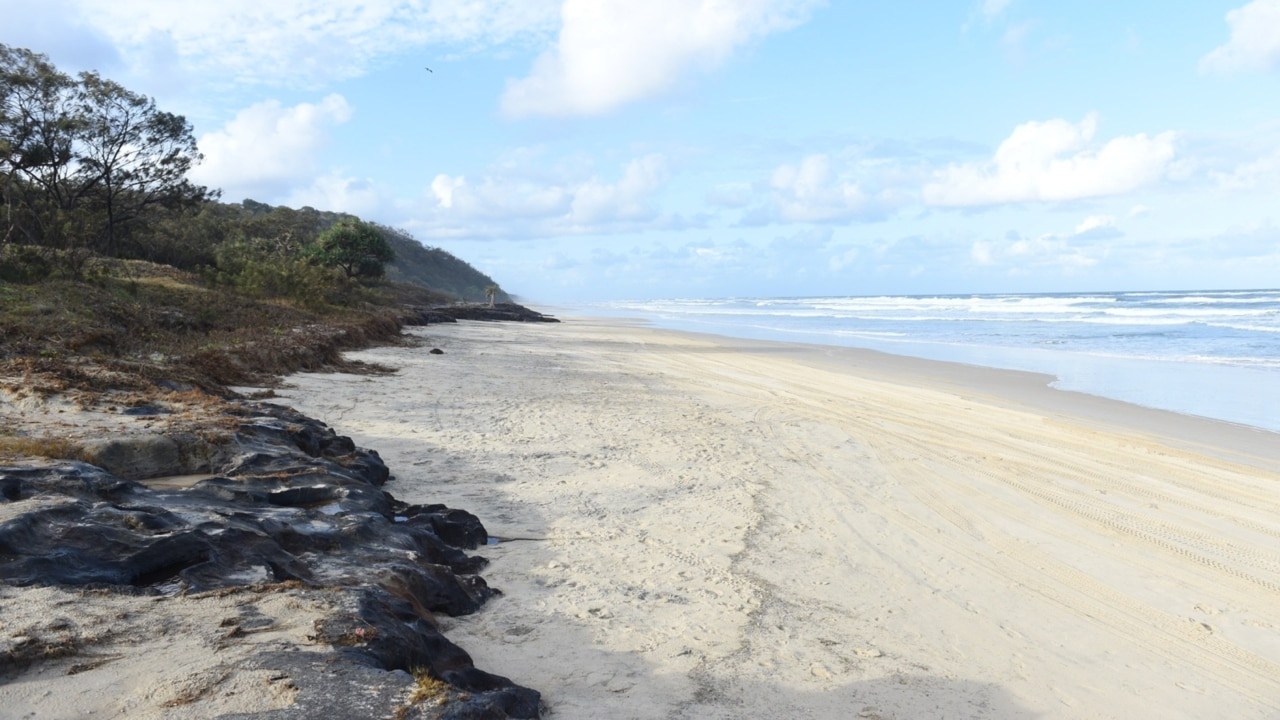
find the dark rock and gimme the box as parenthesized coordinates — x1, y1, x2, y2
(121, 403, 169, 416)
(402, 307, 460, 326)
(79, 434, 182, 479)
(428, 303, 560, 323)
(430, 348, 445, 355)
(395, 502, 489, 550)
(0, 400, 540, 718)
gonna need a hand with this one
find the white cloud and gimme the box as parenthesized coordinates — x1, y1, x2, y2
(50, 0, 560, 87)
(970, 240, 995, 265)
(970, 233, 1100, 273)
(771, 155, 868, 221)
(1073, 214, 1124, 241)
(430, 175, 466, 210)
(982, 0, 1015, 19)
(828, 246, 860, 271)
(501, 0, 821, 116)
(286, 171, 387, 217)
(1210, 148, 1280, 190)
(570, 154, 669, 224)
(1001, 20, 1036, 59)
(191, 94, 353, 201)
(417, 154, 682, 237)
(1200, 0, 1280, 74)
(707, 182, 754, 208)
(1074, 215, 1114, 235)
(923, 114, 1176, 207)
(767, 154, 901, 222)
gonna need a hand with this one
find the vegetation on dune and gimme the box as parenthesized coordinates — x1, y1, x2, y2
(0, 43, 509, 398)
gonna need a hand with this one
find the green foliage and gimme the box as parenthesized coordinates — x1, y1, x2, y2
(310, 219, 394, 280)
(1, 46, 508, 307)
(209, 237, 347, 309)
(0, 44, 212, 259)
(141, 202, 238, 270)
(0, 244, 52, 283)
(376, 224, 507, 302)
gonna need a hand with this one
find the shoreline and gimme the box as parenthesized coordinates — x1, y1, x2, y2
(576, 305, 1280, 436)
(587, 316, 1280, 473)
(270, 315, 1280, 719)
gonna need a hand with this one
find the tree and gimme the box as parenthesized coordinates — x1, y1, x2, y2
(0, 44, 212, 261)
(74, 72, 214, 257)
(310, 219, 395, 280)
(485, 284, 499, 307)
(0, 45, 79, 246)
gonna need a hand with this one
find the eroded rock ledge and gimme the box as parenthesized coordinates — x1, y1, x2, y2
(0, 402, 540, 719)
(405, 303, 560, 325)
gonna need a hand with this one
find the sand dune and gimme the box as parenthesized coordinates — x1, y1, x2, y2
(274, 317, 1280, 719)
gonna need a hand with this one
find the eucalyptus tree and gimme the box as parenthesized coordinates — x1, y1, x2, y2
(0, 43, 212, 261)
(74, 72, 214, 257)
(0, 45, 79, 246)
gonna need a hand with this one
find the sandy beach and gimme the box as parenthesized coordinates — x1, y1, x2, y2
(270, 316, 1280, 719)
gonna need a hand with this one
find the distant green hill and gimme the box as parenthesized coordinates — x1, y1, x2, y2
(235, 200, 507, 303)
(376, 225, 510, 304)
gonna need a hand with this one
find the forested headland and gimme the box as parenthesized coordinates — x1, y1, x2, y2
(0, 44, 511, 397)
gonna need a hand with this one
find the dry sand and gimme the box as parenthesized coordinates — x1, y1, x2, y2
(125, 315, 1280, 718)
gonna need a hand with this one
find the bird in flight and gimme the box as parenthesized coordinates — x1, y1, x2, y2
(424, 67, 433, 73)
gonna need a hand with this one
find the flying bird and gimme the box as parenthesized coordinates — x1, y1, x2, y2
(424, 67, 433, 73)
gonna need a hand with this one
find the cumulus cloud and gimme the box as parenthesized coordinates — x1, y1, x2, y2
(970, 233, 1100, 273)
(417, 154, 687, 237)
(1073, 214, 1124, 241)
(501, 0, 821, 116)
(570, 154, 669, 224)
(48, 0, 560, 87)
(922, 114, 1176, 207)
(286, 171, 387, 217)
(767, 154, 902, 222)
(191, 94, 353, 201)
(1200, 0, 1280, 74)
(771, 155, 870, 221)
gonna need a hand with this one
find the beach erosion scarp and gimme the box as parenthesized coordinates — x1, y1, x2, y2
(270, 315, 1280, 720)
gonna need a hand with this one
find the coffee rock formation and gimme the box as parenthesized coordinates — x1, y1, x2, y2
(0, 402, 539, 719)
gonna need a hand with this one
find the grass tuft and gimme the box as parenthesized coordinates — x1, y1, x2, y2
(0, 435, 85, 462)
(408, 667, 450, 705)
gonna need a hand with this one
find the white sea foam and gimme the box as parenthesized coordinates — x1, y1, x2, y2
(595, 289, 1280, 431)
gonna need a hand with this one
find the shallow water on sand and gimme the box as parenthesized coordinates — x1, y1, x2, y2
(592, 289, 1280, 432)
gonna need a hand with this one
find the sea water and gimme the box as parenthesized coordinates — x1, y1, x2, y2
(595, 290, 1280, 433)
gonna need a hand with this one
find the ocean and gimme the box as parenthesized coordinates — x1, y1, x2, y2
(594, 289, 1280, 433)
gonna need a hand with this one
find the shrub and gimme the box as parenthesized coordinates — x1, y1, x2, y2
(0, 245, 54, 283)
(208, 238, 348, 309)
(309, 220, 394, 280)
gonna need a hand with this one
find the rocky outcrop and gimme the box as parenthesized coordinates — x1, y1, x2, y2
(402, 307, 460, 325)
(0, 402, 539, 719)
(427, 303, 560, 323)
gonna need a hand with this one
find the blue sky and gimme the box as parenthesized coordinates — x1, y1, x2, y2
(5, 0, 1280, 302)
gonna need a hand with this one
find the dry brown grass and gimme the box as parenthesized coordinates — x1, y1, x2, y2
(408, 667, 450, 705)
(0, 258, 417, 399)
(0, 435, 85, 462)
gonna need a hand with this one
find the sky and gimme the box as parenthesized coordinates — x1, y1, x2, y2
(4, 0, 1280, 302)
